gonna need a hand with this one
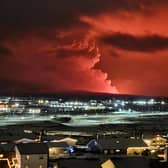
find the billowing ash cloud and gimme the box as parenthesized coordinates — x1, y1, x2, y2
(79, 3, 168, 96)
(100, 33, 168, 52)
(0, 29, 118, 94)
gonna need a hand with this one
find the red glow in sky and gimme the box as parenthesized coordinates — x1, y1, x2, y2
(0, 0, 168, 96)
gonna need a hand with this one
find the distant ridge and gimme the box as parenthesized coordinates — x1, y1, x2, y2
(0, 90, 167, 100)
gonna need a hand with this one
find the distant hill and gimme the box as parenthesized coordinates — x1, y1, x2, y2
(0, 90, 167, 100)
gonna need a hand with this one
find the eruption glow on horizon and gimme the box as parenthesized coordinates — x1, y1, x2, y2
(0, 29, 118, 94)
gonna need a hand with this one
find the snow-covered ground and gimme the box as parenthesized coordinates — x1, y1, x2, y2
(1, 111, 168, 126)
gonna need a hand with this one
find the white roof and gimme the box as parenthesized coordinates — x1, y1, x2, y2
(15, 138, 36, 144)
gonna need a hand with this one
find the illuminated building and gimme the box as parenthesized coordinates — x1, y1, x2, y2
(15, 143, 48, 168)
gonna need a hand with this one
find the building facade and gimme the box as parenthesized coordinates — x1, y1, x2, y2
(15, 143, 48, 168)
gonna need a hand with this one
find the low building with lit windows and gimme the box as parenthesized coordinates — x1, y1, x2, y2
(101, 156, 159, 168)
(97, 137, 147, 155)
(15, 143, 48, 168)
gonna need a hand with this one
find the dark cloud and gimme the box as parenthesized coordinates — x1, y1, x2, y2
(100, 33, 168, 52)
(56, 49, 92, 58)
(0, 46, 12, 56)
(55, 42, 98, 59)
(0, 0, 167, 49)
(0, 0, 167, 30)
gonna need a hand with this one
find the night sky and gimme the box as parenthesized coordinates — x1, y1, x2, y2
(0, 0, 168, 96)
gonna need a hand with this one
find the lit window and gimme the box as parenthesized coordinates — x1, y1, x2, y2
(26, 155, 30, 160)
(53, 164, 58, 168)
(39, 165, 43, 168)
(104, 150, 108, 154)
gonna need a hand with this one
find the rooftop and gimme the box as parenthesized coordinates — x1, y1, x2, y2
(97, 138, 147, 149)
(16, 143, 48, 155)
